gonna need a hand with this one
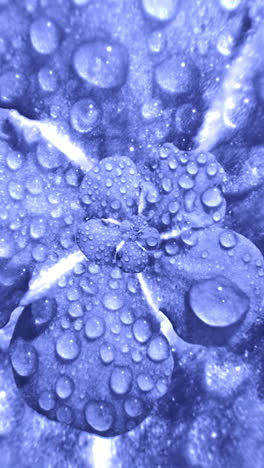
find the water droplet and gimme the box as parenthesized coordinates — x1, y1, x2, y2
(30, 217, 46, 239)
(8, 181, 24, 200)
(202, 187, 223, 208)
(30, 17, 59, 55)
(178, 174, 194, 190)
(56, 375, 74, 399)
(0, 232, 14, 258)
(137, 373, 154, 392)
(147, 335, 169, 362)
(68, 303, 83, 318)
(38, 66, 58, 92)
(110, 366, 132, 395)
(10, 340, 37, 377)
(85, 401, 113, 432)
(85, 316, 105, 340)
(6, 151, 23, 171)
(142, 0, 178, 21)
(219, 230, 237, 249)
(100, 342, 115, 364)
(189, 275, 249, 327)
(56, 406, 73, 424)
(39, 391, 55, 411)
(70, 98, 101, 133)
(56, 332, 80, 361)
(124, 397, 144, 418)
(219, 0, 241, 11)
(103, 292, 124, 311)
(73, 40, 128, 89)
(133, 318, 152, 343)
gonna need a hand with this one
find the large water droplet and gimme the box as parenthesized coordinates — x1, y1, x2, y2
(189, 275, 249, 327)
(85, 316, 105, 340)
(100, 342, 115, 364)
(137, 373, 154, 392)
(38, 391, 55, 411)
(56, 332, 80, 361)
(133, 318, 152, 343)
(103, 292, 124, 311)
(219, 230, 237, 249)
(110, 366, 132, 395)
(147, 336, 169, 362)
(30, 17, 59, 55)
(124, 396, 144, 418)
(201, 187, 223, 208)
(85, 401, 113, 432)
(10, 341, 38, 377)
(56, 375, 74, 399)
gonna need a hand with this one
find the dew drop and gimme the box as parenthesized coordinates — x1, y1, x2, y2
(39, 391, 55, 411)
(137, 373, 154, 392)
(85, 401, 113, 432)
(124, 396, 144, 418)
(147, 335, 169, 362)
(219, 230, 237, 249)
(56, 375, 74, 399)
(85, 316, 105, 340)
(100, 342, 115, 364)
(10, 341, 38, 377)
(189, 275, 249, 327)
(103, 292, 124, 311)
(56, 332, 80, 361)
(133, 318, 152, 343)
(110, 366, 132, 395)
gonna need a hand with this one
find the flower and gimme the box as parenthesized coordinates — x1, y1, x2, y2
(2, 125, 262, 437)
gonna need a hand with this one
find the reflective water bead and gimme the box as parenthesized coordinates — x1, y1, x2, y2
(68, 303, 83, 318)
(85, 401, 113, 432)
(56, 375, 74, 399)
(133, 318, 152, 343)
(142, 0, 178, 21)
(219, 230, 237, 249)
(38, 391, 55, 411)
(100, 343, 115, 364)
(73, 40, 128, 89)
(148, 30, 166, 54)
(56, 332, 80, 361)
(202, 187, 223, 208)
(0, 232, 14, 259)
(6, 151, 23, 171)
(30, 17, 59, 55)
(120, 309, 135, 325)
(189, 275, 249, 327)
(10, 341, 38, 377)
(147, 336, 169, 362)
(85, 316, 105, 340)
(110, 366, 132, 395)
(103, 292, 124, 311)
(30, 217, 46, 239)
(26, 175, 43, 195)
(219, 0, 241, 11)
(56, 406, 73, 424)
(38, 67, 58, 92)
(8, 181, 24, 200)
(124, 397, 144, 418)
(178, 174, 194, 190)
(35, 241, 50, 264)
(70, 98, 101, 133)
(137, 373, 154, 392)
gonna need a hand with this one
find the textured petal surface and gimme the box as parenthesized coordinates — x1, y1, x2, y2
(10, 263, 173, 436)
(145, 226, 264, 347)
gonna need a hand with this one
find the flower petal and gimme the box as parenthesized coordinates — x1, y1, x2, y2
(79, 156, 140, 220)
(140, 144, 226, 232)
(10, 263, 173, 436)
(145, 226, 264, 348)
